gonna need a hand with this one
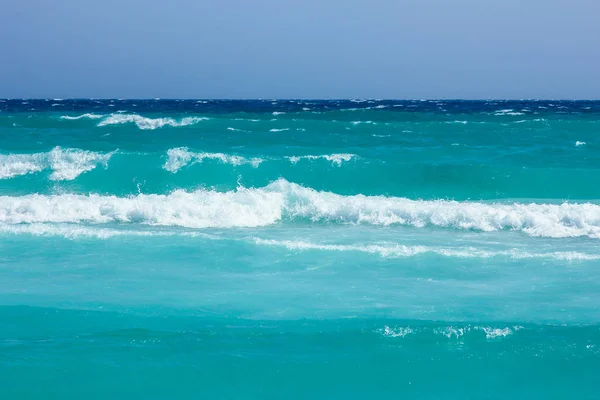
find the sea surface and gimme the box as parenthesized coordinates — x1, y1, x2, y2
(1, 99, 599, 398)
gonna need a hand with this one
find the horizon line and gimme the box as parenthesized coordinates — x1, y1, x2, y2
(2, 98, 600, 101)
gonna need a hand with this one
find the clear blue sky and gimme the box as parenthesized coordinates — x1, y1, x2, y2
(1, 0, 599, 99)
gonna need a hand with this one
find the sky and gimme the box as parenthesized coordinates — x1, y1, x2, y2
(1, 0, 599, 99)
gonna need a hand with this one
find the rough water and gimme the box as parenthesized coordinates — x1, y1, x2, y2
(1, 99, 599, 398)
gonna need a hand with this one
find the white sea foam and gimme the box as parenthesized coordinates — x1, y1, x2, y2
(252, 238, 600, 260)
(1, 179, 600, 238)
(0, 153, 46, 179)
(60, 113, 104, 120)
(269, 128, 289, 132)
(163, 147, 263, 172)
(576, 141, 586, 146)
(0, 223, 218, 240)
(97, 114, 209, 130)
(435, 326, 471, 339)
(494, 109, 525, 116)
(0, 188, 283, 228)
(287, 154, 357, 166)
(435, 326, 517, 339)
(475, 326, 515, 339)
(267, 179, 600, 238)
(0, 147, 114, 180)
(380, 326, 413, 338)
(272, 111, 286, 116)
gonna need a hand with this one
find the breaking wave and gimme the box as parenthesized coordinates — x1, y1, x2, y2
(163, 147, 264, 172)
(0, 147, 114, 180)
(1, 179, 600, 237)
(97, 114, 209, 130)
(61, 113, 210, 130)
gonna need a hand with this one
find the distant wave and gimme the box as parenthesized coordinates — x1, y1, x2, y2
(494, 109, 525, 116)
(1, 179, 600, 238)
(98, 114, 209, 130)
(164, 148, 357, 171)
(60, 113, 104, 120)
(61, 113, 210, 130)
(0, 147, 360, 179)
(163, 147, 263, 172)
(0, 147, 114, 180)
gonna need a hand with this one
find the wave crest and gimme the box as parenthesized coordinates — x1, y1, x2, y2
(163, 147, 263, 172)
(60, 113, 104, 120)
(97, 114, 209, 130)
(1, 179, 599, 237)
(0, 147, 114, 180)
(287, 154, 357, 166)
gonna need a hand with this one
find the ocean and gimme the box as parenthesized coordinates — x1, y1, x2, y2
(1, 99, 599, 398)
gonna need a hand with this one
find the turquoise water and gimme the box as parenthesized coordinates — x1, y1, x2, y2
(1, 99, 599, 398)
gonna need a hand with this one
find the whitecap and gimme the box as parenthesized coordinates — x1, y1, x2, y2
(163, 147, 263, 172)
(380, 326, 413, 338)
(494, 109, 525, 116)
(0, 147, 114, 180)
(2, 179, 600, 238)
(475, 326, 514, 339)
(286, 154, 357, 166)
(60, 113, 104, 120)
(97, 114, 209, 130)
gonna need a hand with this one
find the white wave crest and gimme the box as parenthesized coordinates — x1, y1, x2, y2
(0, 188, 284, 228)
(494, 109, 525, 116)
(163, 147, 263, 172)
(1, 179, 600, 238)
(97, 114, 209, 130)
(576, 141, 586, 146)
(0, 153, 46, 179)
(60, 113, 104, 120)
(287, 154, 357, 166)
(265, 180, 600, 238)
(0, 147, 114, 180)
